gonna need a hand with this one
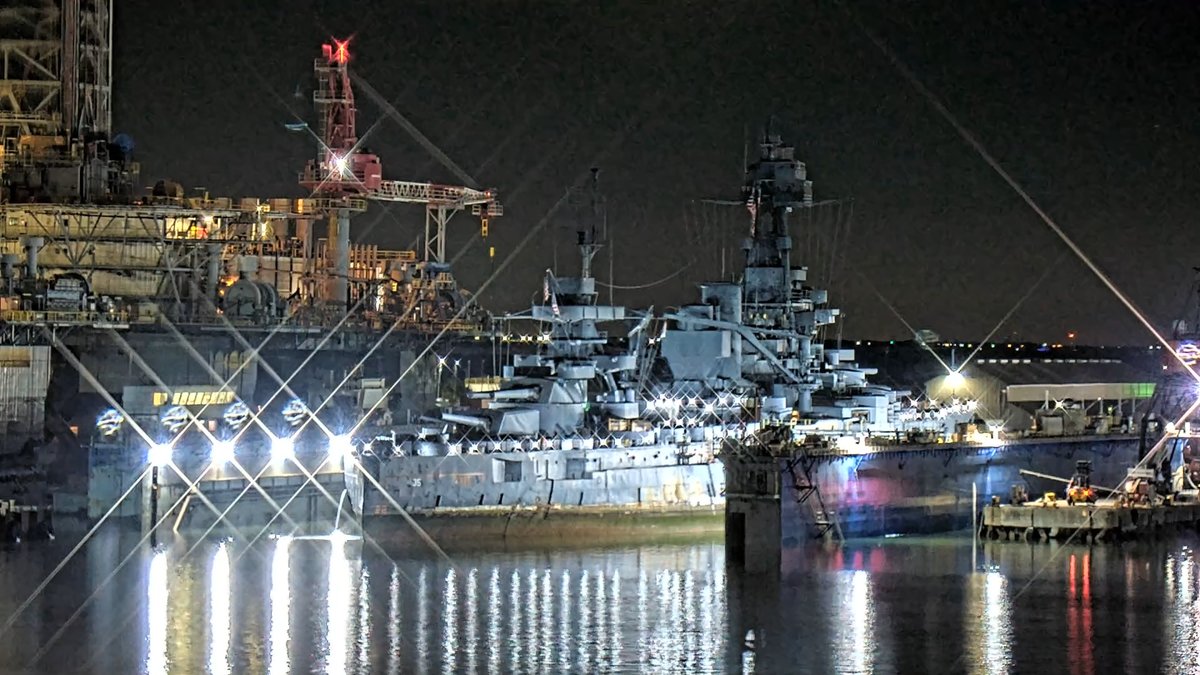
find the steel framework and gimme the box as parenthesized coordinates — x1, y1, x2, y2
(0, 0, 112, 143)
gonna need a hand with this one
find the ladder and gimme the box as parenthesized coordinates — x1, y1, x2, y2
(786, 451, 844, 543)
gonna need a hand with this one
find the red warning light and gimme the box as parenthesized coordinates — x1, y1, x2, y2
(332, 39, 350, 65)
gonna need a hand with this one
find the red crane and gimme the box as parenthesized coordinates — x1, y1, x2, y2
(299, 39, 501, 263)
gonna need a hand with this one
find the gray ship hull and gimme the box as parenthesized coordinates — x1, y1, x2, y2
(358, 444, 725, 543)
(358, 435, 1143, 544)
(780, 435, 1143, 540)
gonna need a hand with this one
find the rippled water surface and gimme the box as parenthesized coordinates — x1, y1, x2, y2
(1, 528, 1198, 673)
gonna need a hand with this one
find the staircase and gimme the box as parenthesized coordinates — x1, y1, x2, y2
(786, 451, 844, 543)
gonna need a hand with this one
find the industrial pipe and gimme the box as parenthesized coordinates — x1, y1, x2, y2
(22, 236, 43, 279)
(206, 244, 222, 297)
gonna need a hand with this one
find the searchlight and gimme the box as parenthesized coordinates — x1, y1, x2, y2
(328, 434, 354, 460)
(271, 435, 295, 462)
(211, 439, 236, 466)
(148, 442, 174, 468)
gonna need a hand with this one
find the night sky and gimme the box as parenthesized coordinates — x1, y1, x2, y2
(114, 1, 1200, 344)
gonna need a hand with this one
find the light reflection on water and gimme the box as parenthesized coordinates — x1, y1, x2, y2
(8, 533, 1200, 672)
(145, 550, 168, 675)
(208, 542, 230, 675)
(267, 537, 290, 675)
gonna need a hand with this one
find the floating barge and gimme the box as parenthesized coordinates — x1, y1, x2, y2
(981, 496, 1200, 543)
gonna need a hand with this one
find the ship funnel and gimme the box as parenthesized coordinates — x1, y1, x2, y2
(21, 236, 43, 279)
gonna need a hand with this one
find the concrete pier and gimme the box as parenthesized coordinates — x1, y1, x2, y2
(724, 453, 784, 574)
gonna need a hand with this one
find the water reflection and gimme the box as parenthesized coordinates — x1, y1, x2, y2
(325, 536, 350, 675)
(965, 571, 1012, 675)
(19, 535, 1200, 672)
(1066, 554, 1093, 675)
(441, 568, 457, 675)
(209, 542, 231, 675)
(832, 569, 874, 674)
(1166, 547, 1200, 675)
(146, 549, 168, 675)
(268, 537, 290, 675)
(387, 565, 402, 674)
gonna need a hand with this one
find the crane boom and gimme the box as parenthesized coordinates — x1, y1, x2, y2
(369, 180, 502, 212)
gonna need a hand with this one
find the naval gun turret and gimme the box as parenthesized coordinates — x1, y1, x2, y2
(447, 170, 649, 437)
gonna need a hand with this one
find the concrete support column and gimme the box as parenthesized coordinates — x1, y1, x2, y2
(724, 454, 783, 574)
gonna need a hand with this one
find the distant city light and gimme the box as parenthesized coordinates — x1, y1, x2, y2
(148, 442, 173, 468)
(211, 439, 236, 466)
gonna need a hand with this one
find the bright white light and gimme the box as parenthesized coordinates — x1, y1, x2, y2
(271, 435, 295, 462)
(148, 442, 173, 468)
(329, 434, 354, 459)
(211, 439, 236, 466)
(333, 155, 348, 176)
(946, 371, 966, 388)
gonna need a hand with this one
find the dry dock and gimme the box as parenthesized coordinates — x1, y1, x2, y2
(981, 499, 1200, 542)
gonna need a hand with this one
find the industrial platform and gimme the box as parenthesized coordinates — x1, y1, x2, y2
(980, 497, 1200, 543)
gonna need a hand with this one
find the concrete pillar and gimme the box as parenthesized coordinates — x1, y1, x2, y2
(331, 208, 350, 308)
(724, 453, 782, 574)
(206, 244, 222, 299)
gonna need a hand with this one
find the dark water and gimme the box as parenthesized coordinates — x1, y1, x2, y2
(0, 527, 1197, 673)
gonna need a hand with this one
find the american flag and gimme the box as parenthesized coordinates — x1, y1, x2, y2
(746, 186, 758, 231)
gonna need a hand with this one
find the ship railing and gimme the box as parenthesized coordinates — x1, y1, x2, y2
(423, 425, 742, 457)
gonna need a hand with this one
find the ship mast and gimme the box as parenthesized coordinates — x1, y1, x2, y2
(578, 168, 603, 288)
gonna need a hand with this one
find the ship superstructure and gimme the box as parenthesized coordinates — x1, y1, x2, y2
(658, 130, 967, 441)
(444, 170, 648, 438)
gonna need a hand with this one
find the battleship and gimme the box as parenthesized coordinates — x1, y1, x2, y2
(347, 132, 994, 543)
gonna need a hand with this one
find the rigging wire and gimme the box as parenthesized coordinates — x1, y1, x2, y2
(595, 262, 696, 290)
